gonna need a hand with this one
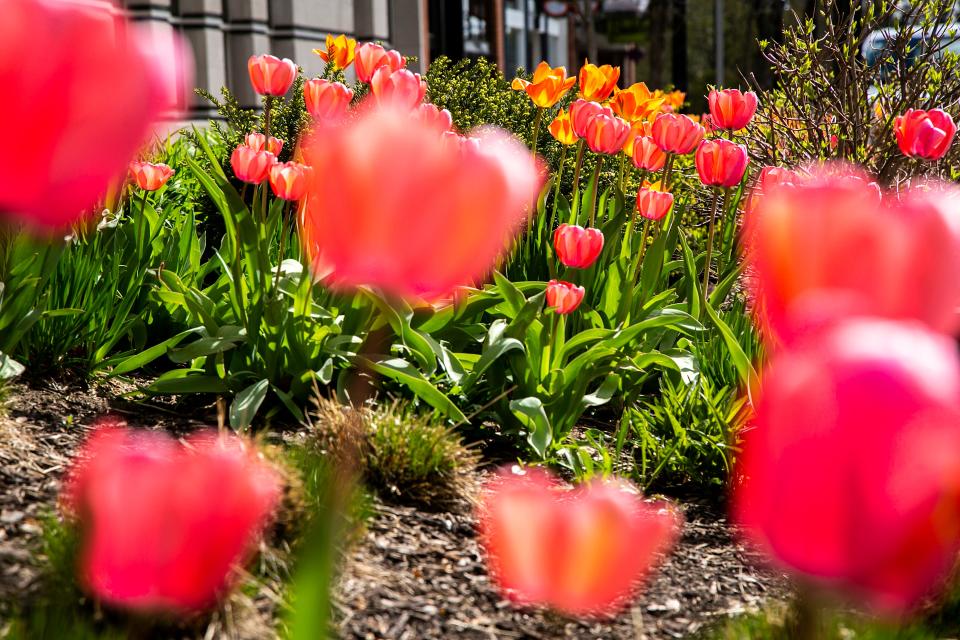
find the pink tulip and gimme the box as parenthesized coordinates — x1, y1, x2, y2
(636, 187, 674, 221)
(584, 114, 631, 155)
(695, 138, 749, 188)
(247, 54, 297, 97)
(545, 279, 586, 314)
(303, 79, 353, 121)
(245, 133, 284, 157)
(569, 99, 613, 139)
(268, 161, 312, 201)
(631, 136, 667, 172)
(894, 109, 957, 161)
(414, 103, 454, 133)
(734, 318, 960, 615)
(368, 67, 426, 111)
(479, 467, 680, 615)
(63, 424, 281, 613)
(745, 165, 960, 343)
(707, 88, 758, 131)
(230, 145, 276, 184)
(651, 113, 705, 155)
(299, 107, 542, 300)
(553, 223, 604, 269)
(0, 0, 191, 228)
(354, 42, 406, 84)
(744, 165, 800, 216)
(129, 162, 174, 191)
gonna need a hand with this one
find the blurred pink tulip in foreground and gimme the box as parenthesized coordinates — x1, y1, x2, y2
(300, 106, 542, 300)
(0, 0, 191, 228)
(63, 424, 281, 613)
(478, 467, 680, 616)
(734, 319, 960, 615)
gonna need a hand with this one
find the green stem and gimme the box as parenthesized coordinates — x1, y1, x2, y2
(549, 145, 568, 232)
(702, 187, 723, 305)
(617, 153, 626, 194)
(661, 153, 675, 191)
(634, 218, 651, 284)
(272, 201, 291, 296)
(262, 95, 273, 222)
(588, 157, 604, 228)
(530, 107, 544, 159)
(571, 139, 586, 200)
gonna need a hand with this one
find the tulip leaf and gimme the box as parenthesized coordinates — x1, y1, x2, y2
(510, 396, 552, 459)
(230, 379, 270, 431)
(361, 357, 468, 423)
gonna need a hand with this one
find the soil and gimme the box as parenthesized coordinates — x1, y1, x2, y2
(0, 380, 789, 639)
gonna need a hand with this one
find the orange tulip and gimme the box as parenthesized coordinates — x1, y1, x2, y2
(247, 54, 297, 97)
(268, 162, 312, 201)
(621, 120, 654, 158)
(354, 42, 405, 84)
(578, 61, 620, 102)
(129, 162, 174, 191)
(548, 109, 577, 145)
(303, 79, 353, 121)
(636, 186, 674, 221)
(230, 145, 276, 185)
(656, 89, 686, 112)
(545, 280, 586, 314)
(585, 114, 631, 155)
(511, 61, 576, 108)
(245, 133, 283, 157)
(631, 135, 666, 172)
(610, 82, 665, 123)
(313, 34, 356, 70)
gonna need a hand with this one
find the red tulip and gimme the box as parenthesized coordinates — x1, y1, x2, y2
(584, 114, 631, 155)
(553, 223, 604, 269)
(368, 67, 426, 111)
(734, 318, 960, 615)
(894, 109, 957, 161)
(545, 279, 585, 314)
(695, 138, 749, 188)
(569, 99, 613, 139)
(354, 42, 406, 84)
(651, 113, 705, 155)
(300, 107, 542, 300)
(631, 136, 667, 172)
(745, 165, 960, 343)
(268, 161, 312, 201)
(414, 103, 454, 133)
(479, 467, 680, 615)
(129, 162, 174, 191)
(230, 145, 276, 184)
(0, 0, 190, 228)
(63, 424, 281, 613)
(247, 54, 297, 97)
(303, 79, 353, 121)
(245, 133, 284, 157)
(707, 88, 758, 131)
(636, 187, 674, 221)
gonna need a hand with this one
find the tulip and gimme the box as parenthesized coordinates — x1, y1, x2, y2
(894, 108, 957, 161)
(631, 135, 667, 172)
(478, 467, 680, 615)
(735, 319, 960, 616)
(745, 165, 960, 343)
(744, 165, 800, 217)
(651, 113, 705, 155)
(303, 79, 353, 121)
(245, 133, 284, 156)
(313, 34, 356, 70)
(354, 42, 405, 83)
(129, 162, 174, 191)
(414, 103, 454, 133)
(569, 99, 613, 139)
(0, 0, 190, 228)
(657, 89, 686, 112)
(548, 109, 577, 146)
(695, 138, 749, 188)
(368, 67, 427, 111)
(545, 279, 585, 314)
(621, 120, 653, 158)
(553, 224, 604, 269)
(62, 424, 281, 613)
(230, 145, 276, 184)
(300, 107, 542, 300)
(584, 114, 631, 155)
(610, 82, 665, 123)
(511, 61, 576, 109)
(247, 54, 297, 97)
(268, 162, 312, 201)
(636, 187, 674, 221)
(707, 88, 758, 131)
(578, 61, 620, 102)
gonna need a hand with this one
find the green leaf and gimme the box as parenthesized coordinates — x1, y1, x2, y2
(362, 357, 468, 423)
(148, 370, 228, 394)
(703, 300, 760, 397)
(105, 328, 203, 376)
(510, 396, 552, 458)
(230, 379, 270, 430)
(168, 336, 243, 364)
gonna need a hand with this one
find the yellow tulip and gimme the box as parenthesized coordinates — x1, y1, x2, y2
(313, 34, 357, 70)
(548, 108, 578, 145)
(512, 61, 576, 108)
(578, 61, 620, 102)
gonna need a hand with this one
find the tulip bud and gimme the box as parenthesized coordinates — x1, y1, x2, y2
(636, 187, 674, 221)
(651, 113, 705, 155)
(230, 145, 276, 184)
(129, 161, 174, 191)
(631, 136, 666, 172)
(247, 54, 297, 97)
(569, 99, 612, 139)
(894, 108, 957, 161)
(584, 114, 631, 155)
(268, 162, 312, 201)
(545, 279, 585, 314)
(368, 67, 427, 111)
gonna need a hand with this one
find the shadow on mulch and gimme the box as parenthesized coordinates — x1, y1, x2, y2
(0, 380, 789, 639)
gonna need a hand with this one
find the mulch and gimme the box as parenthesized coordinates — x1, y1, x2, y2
(0, 380, 789, 639)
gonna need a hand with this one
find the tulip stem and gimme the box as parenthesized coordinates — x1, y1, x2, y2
(262, 95, 273, 223)
(588, 157, 603, 228)
(661, 153, 675, 191)
(530, 107, 544, 160)
(617, 154, 627, 194)
(635, 218, 651, 284)
(790, 589, 822, 640)
(702, 187, 722, 306)
(272, 201, 291, 296)
(549, 145, 568, 234)
(571, 139, 586, 205)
